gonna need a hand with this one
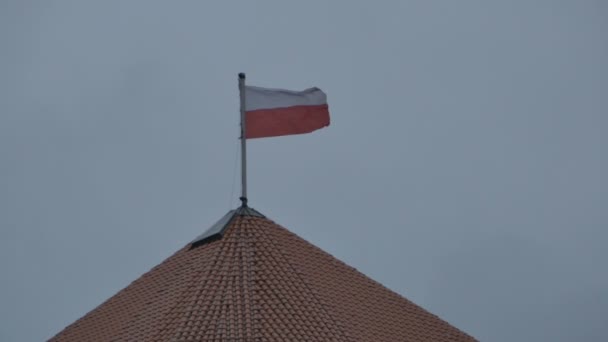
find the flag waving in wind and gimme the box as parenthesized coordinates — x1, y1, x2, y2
(236, 73, 330, 205)
(244, 85, 330, 139)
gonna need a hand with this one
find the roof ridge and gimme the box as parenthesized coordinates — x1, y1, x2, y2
(252, 217, 352, 341)
(153, 226, 238, 340)
(282, 228, 476, 340)
(240, 216, 261, 341)
(267, 221, 477, 341)
(214, 221, 241, 341)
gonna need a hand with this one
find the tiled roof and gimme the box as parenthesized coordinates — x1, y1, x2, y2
(50, 210, 477, 341)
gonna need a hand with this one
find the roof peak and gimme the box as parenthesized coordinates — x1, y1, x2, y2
(190, 206, 265, 247)
(50, 210, 477, 341)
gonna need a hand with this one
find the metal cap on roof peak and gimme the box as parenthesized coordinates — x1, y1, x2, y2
(235, 205, 264, 217)
(190, 206, 265, 247)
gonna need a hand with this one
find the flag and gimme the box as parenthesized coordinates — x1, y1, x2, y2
(244, 85, 330, 139)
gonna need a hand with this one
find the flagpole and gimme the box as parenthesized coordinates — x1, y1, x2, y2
(238, 72, 248, 207)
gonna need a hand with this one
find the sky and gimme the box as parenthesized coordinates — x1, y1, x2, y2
(1, 1, 607, 341)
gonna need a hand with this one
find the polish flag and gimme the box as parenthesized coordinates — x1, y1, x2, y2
(244, 85, 330, 139)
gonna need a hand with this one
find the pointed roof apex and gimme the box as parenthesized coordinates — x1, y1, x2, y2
(50, 211, 477, 342)
(191, 206, 264, 247)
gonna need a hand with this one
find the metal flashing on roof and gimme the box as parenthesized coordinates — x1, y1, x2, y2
(234, 206, 265, 218)
(191, 206, 265, 247)
(191, 210, 236, 245)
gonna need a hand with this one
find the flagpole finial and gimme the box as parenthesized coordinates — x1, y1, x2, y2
(239, 72, 245, 79)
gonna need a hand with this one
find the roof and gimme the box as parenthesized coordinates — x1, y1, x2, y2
(49, 208, 477, 342)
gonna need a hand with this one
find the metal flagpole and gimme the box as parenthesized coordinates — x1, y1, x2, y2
(238, 72, 248, 207)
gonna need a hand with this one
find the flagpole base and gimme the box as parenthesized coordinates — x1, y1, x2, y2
(239, 196, 248, 208)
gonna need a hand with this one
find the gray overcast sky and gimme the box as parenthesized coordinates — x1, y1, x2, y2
(1, 1, 607, 341)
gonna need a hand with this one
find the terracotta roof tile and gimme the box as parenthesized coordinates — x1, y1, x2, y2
(49, 212, 477, 341)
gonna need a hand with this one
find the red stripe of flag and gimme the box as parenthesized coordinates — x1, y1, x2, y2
(245, 104, 330, 139)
